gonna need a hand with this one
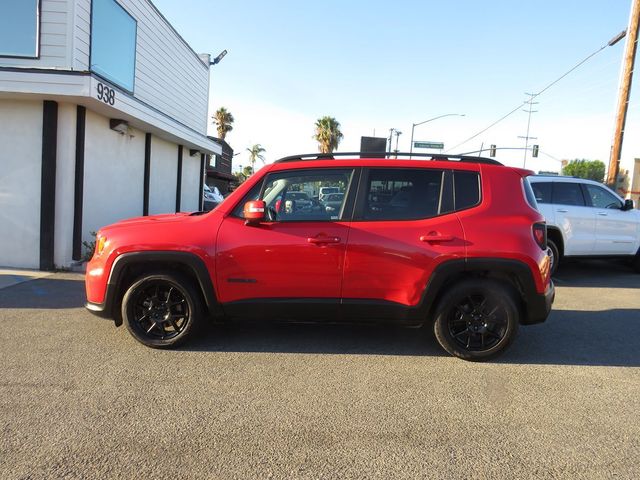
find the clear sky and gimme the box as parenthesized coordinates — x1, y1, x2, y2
(153, 0, 638, 173)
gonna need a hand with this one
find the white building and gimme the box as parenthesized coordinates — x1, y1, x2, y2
(0, 0, 221, 270)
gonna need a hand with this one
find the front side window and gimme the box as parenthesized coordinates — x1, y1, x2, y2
(363, 168, 444, 221)
(584, 184, 622, 209)
(91, 0, 137, 91)
(260, 169, 354, 222)
(0, 0, 39, 57)
(552, 182, 586, 206)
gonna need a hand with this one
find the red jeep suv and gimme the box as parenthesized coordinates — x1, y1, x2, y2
(86, 153, 554, 361)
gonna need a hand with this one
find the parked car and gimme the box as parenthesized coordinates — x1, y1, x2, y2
(203, 184, 224, 211)
(319, 186, 341, 202)
(528, 175, 640, 274)
(85, 153, 554, 361)
(322, 192, 345, 213)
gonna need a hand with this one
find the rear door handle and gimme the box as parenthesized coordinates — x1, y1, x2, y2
(420, 233, 455, 243)
(597, 212, 608, 216)
(556, 209, 568, 213)
(308, 236, 341, 244)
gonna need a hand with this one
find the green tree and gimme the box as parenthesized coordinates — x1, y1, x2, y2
(213, 107, 234, 140)
(562, 159, 606, 183)
(313, 116, 343, 154)
(246, 144, 266, 174)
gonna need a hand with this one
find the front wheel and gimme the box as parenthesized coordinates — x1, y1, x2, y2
(433, 280, 519, 361)
(121, 272, 203, 348)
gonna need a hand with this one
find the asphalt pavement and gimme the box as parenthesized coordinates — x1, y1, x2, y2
(0, 261, 639, 479)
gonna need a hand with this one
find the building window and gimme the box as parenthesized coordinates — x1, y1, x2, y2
(90, 0, 137, 92)
(0, 0, 39, 58)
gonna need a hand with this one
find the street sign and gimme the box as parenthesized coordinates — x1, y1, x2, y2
(413, 141, 444, 149)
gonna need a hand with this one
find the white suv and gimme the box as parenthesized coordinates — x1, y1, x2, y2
(528, 176, 640, 274)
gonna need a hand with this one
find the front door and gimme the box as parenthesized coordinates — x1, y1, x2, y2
(583, 183, 639, 255)
(215, 168, 356, 320)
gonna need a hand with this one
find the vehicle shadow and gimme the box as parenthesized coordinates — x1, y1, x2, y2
(0, 275, 86, 309)
(186, 307, 640, 367)
(553, 259, 639, 288)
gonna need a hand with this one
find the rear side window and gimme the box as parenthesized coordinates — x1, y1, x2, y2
(531, 181, 552, 203)
(453, 171, 480, 210)
(552, 182, 586, 206)
(363, 168, 444, 220)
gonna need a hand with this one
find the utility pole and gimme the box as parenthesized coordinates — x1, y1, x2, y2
(518, 92, 538, 168)
(608, 0, 640, 186)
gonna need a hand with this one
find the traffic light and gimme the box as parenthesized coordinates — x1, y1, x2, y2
(489, 144, 496, 157)
(532, 145, 539, 157)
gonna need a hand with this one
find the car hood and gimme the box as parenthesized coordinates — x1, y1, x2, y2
(101, 212, 195, 231)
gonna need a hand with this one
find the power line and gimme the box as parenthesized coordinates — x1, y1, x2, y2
(446, 31, 625, 153)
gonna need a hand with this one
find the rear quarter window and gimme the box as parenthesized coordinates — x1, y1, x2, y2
(523, 177, 539, 210)
(453, 171, 480, 210)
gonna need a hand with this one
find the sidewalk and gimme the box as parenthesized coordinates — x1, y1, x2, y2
(0, 268, 53, 290)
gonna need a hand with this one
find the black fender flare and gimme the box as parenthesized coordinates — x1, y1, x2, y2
(419, 258, 551, 325)
(91, 251, 220, 321)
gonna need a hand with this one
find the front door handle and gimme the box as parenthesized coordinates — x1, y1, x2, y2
(308, 236, 341, 244)
(597, 212, 608, 216)
(420, 233, 455, 243)
(557, 208, 568, 213)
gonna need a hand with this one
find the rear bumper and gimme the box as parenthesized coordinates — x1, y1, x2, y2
(522, 280, 555, 325)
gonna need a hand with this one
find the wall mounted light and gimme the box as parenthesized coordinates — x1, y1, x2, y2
(109, 119, 130, 135)
(210, 49, 227, 66)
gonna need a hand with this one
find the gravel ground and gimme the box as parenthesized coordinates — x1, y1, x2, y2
(0, 261, 639, 479)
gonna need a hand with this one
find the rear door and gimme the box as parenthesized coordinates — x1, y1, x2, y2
(551, 181, 595, 255)
(341, 167, 466, 315)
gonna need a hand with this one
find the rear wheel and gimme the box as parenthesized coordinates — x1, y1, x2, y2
(547, 239, 560, 276)
(121, 272, 203, 348)
(433, 280, 519, 361)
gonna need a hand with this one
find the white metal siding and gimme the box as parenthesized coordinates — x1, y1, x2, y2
(73, 0, 91, 70)
(117, 0, 210, 134)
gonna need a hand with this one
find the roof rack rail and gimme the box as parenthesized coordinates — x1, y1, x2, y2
(274, 151, 503, 165)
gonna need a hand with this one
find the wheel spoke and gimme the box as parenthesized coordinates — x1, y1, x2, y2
(486, 330, 502, 340)
(169, 318, 180, 331)
(165, 287, 174, 303)
(146, 322, 158, 334)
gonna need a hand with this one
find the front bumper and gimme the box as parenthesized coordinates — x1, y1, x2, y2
(522, 280, 555, 325)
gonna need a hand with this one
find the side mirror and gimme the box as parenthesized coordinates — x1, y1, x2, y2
(623, 199, 635, 211)
(243, 200, 266, 224)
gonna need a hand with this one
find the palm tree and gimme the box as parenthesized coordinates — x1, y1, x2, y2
(313, 116, 343, 154)
(213, 107, 234, 140)
(246, 144, 266, 174)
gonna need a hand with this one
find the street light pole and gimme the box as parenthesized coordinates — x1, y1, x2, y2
(410, 113, 465, 158)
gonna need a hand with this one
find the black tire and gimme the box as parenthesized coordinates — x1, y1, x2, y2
(632, 254, 640, 273)
(433, 279, 520, 361)
(121, 272, 203, 348)
(547, 239, 560, 276)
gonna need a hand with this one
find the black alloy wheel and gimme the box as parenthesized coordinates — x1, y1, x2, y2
(433, 280, 519, 361)
(121, 273, 202, 348)
(447, 293, 508, 352)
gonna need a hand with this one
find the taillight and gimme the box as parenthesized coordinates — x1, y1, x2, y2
(532, 222, 547, 250)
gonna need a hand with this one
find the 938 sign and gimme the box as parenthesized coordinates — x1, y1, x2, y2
(96, 82, 115, 105)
